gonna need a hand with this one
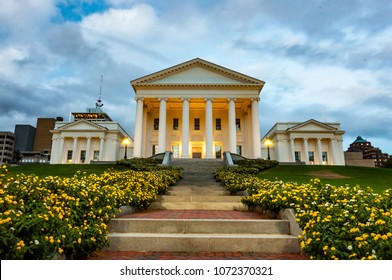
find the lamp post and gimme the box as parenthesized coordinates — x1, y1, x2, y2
(265, 139, 272, 160)
(122, 138, 130, 159)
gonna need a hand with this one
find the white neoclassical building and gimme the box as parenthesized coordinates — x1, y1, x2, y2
(261, 119, 345, 165)
(50, 110, 133, 164)
(131, 58, 265, 159)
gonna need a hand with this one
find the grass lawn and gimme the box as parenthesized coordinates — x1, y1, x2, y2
(5, 164, 127, 179)
(258, 165, 392, 193)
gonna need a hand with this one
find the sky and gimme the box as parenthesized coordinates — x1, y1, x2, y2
(1, 0, 391, 154)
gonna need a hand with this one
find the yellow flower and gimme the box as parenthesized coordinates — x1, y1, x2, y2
(58, 248, 64, 254)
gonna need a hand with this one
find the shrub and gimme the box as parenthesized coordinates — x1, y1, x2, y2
(241, 177, 392, 260)
(0, 166, 181, 260)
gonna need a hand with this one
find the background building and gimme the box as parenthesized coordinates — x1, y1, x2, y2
(50, 108, 133, 164)
(261, 119, 345, 165)
(345, 136, 389, 167)
(33, 118, 56, 153)
(14, 125, 36, 152)
(0, 132, 15, 164)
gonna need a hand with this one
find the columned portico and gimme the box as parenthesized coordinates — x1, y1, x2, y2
(71, 137, 78, 163)
(262, 120, 346, 165)
(130, 58, 265, 159)
(85, 137, 91, 164)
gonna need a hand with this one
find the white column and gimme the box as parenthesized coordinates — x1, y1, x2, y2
(181, 98, 190, 158)
(158, 98, 167, 153)
(317, 138, 323, 165)
(85, 137, 91, 164)
(99, 137, 104, 161)
(205, 98, 214, 158)
(228, 98, 237, 153)
(290, 137, 295, 162)
(58, 137, 65, 164)
(303, 138, 309, 165)
(71, 137, 78, 164)
(330, 138, 337, 165)
(133, 97, 144, 158)
(251, 98, 261, 158)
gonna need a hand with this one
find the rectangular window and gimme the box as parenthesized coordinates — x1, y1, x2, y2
(215, 118, 221, 130)
(67, 150, 73, 162)
(308, 151, 315, 163)
(153, 118, 159, 130)
(93, 150, 99, 161)
(152, 145, 158, 156)
(173, 118, 179, 130)
(80, 150, 86, 163)
(322, 152, 328, 163)
(236, 118, 241, 131)
(295, 151, 301, 162)
(172, 145, 179, 158)
(215, 145, 222, 159)
(236, 145, 242, 155)
(194, 118, 200, 130)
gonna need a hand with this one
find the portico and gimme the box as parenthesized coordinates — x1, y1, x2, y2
(131, 58, 265, 159)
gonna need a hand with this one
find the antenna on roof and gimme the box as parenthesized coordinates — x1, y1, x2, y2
(96, 74, 104, 108)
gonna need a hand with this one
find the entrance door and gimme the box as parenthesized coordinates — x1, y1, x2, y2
(215, 145, 222, 159)
(192, 147, 202, 158)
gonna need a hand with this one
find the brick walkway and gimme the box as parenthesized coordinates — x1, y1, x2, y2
(88, 251, 308, 260)
(119, 209, 274, 219)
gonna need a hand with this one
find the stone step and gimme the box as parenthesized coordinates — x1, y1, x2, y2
(148, 201, 247, 210)
(156, 195, 242, 203)
(168, 190, 230, 196)
(107, 233, 300, 253)
(108, 218, 290, 235)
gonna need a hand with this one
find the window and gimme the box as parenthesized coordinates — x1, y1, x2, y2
(80, 150, 86, 163)
(153, 118, 159, 130)
(173, 118, 179, 130)
(236, 118, 241, 131)
(236, 145, 242, 155)
(93, 150, 100, 161)
(295, 151, 301, 162)
(172, 145, 179, 158)
(308, 151, 314, 164)
(215, 118, 221, 130)
(152, 145, 158, 156)
(322, 152, 328, 163)
(215, 145, 222, 159)
(67, 150, 73, 162)
(194, 118, 200, 130)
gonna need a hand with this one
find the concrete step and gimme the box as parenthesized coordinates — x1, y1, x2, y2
(156, 195, 242, 203)
(148, 201, 248, 210)
(107, 233, 300, 253)
(168, 190, 230, 196)
(108, 218, 290, 235)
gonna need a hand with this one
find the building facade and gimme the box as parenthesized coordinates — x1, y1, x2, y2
(131, 58, 265, 159)
(14, 124, 36, 152)
(50, 110, 133, 164)
(0, 132, 15, 164)
(262, 120, 345, 165)
(346, 136, 389, 167)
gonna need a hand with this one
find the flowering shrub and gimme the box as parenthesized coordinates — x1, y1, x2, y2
(240, 177, 392, 260)
(0, 165, 181, 260)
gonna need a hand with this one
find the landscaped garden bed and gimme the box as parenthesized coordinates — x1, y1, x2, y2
(0, 163, 182, 260)
(216, 162, 392, 260)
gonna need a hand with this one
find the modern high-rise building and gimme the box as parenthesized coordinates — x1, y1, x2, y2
(0, 132, 15, 164)
(14, 124, 36, 152)
(33, 118, 56, 152)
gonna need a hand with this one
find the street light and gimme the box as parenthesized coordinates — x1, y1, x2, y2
(122, 138, 130, 159)
(264, 138, 272, 160)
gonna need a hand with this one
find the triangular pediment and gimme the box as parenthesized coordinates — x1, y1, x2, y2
(287, 119, 337, 132)
(58, 120, 107, 131)
(131, 58, 265, 89)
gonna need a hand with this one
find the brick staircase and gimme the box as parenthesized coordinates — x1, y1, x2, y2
(106, 159, 300, 254)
